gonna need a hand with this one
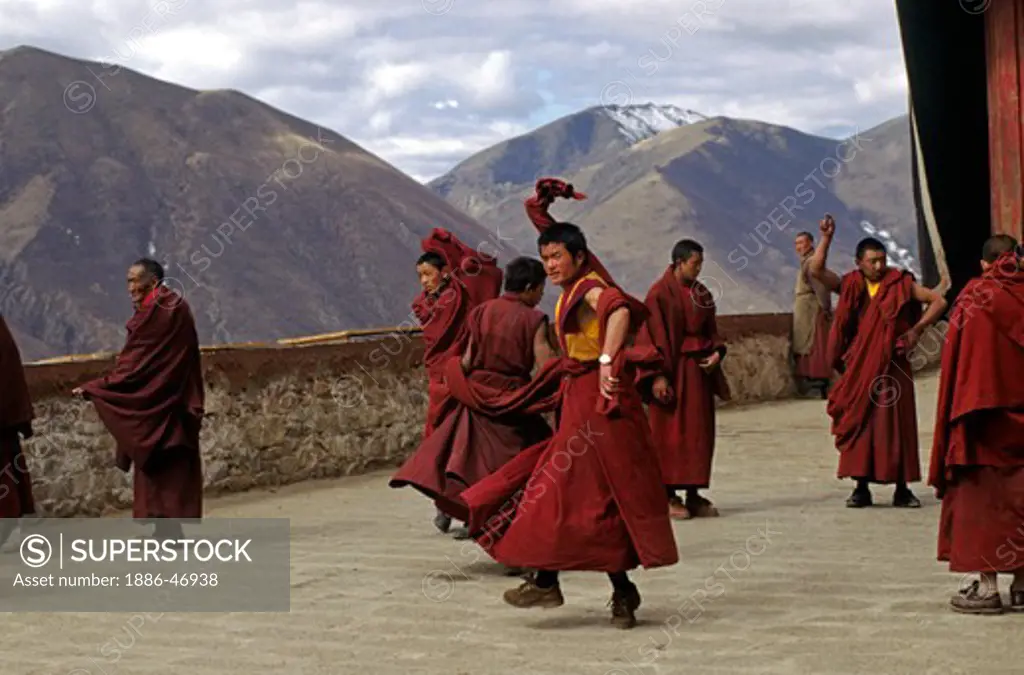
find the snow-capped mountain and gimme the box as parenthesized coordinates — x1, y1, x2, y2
(859, 220, 921, 278)
(599, 103, 709, 144)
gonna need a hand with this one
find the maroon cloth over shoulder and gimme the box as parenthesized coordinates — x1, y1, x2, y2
(390, 294, 552, 519)
(411, 229, 502, 436)
(826, 267, 922, 483)
(81, 286, 205, 472)
(635, 266, 730, 489)
(460, 286, 677, 571)
(928, 253, 1024, 571)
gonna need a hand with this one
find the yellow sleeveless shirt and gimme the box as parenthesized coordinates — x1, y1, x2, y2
(554, 271, 604, 361)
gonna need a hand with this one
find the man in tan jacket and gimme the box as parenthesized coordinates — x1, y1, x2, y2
(791, 231, 836, 398)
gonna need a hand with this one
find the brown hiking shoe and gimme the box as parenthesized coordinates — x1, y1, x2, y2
(503, 579, 564, 609)
(951, 580, 1003, 615)
(668, 496, 692, 520)
(609, 583, 642, 629)
(686, 495, 720, 518)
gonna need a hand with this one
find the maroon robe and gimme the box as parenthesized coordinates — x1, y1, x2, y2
(460, 283, 679, 572)
(81, 286, 204, 520)
(636, 267, 731, 489)
(794, 311, 833, 379)
(412, 228, 502, 436)
(929, 253, 1024, 572)
(0, 315, 35, 519)
(390, 293, 552, 515)
(826, 268, 923, 484)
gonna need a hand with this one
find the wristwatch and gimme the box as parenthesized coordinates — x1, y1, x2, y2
(598, 353, 612, 365)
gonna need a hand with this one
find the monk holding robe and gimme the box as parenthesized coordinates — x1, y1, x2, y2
(929, 235, 1024, 614)
(808, 215, 947, 508)
(0, 314, 37, 546)
(637, 239, 731, 520)
(73, 259, 204, 539)
(460, 180, 678, 629)
(411, 228, 502, 533)
(791, 231, 835, 398)
(391, 256, 554, 538)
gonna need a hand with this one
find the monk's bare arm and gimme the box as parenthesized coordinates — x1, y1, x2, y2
(807, 236, 842, 292)
(460, 337, 473, 372)
(584, 287, 629, 357)
(819, 266, 842, 293)
(533, 321, 556, 366)
(911, 282, 948, 330)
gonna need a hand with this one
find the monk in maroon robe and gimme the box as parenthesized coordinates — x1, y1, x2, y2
(391, 256, 554, 538)
(928, 235, 1024, 614)
(411, 228, 502, 532)
(73, 259, 204, 539)
(461, 181, 678, 629)
(0, 314, 36, 546)
(792, 231, 836, 398)
(637, 239, 731, 520)
(808, 215, 947, 508)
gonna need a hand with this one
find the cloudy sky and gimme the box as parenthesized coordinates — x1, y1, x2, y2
(2, 0, 912, 181)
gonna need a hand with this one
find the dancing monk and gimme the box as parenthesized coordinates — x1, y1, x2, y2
(412, 228, 502, 533)
(461, 179, 678, 629)
(929, 235, 1024, 615)
(808, 215, 947, 508)
(391, 257, 554, 538)
(0, 314, 37, 545)
(791, 230, 835, 398)
(73, 259, 205, 539)
(637, 239, 730, 520)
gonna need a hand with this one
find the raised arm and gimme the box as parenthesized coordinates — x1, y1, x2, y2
(524, 178, 587, 234)
(808, 214, 842, 292)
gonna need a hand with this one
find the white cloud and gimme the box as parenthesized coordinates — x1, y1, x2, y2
(0, 0, 909, 181)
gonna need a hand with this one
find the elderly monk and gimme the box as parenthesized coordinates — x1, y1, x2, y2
(637, 239, 731, 520)
(73, 259, 204, 540)
(391, 256, 554, 539)
(808, 214, 947, 508)
(929, 234, 1024, 615)
(460, 180, 678, 630)
(0, 314, 37, 546)
(412, 228, 503, 533)
(792, 230, 836, 399)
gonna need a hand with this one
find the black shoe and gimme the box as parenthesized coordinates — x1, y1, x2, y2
(434, 511, 452, 533)
(846, 489, 872, 508)
(450, 526, 471, 540)
(893, 489, 921, 508)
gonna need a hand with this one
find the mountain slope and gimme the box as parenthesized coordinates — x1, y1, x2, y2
(429, 110, 915, 313)
(0, 46, 518, 360)
(431, 103, 707, 219)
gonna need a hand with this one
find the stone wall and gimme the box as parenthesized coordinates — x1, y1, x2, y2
(16, 313, 940, 516)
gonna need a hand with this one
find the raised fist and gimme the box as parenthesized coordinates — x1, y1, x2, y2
(819, 214, 835, 237)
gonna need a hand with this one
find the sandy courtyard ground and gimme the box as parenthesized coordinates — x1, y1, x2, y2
(2, 371, 1019, 674)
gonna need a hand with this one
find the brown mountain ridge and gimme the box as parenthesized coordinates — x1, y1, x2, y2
(0, 46, 517, 360)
